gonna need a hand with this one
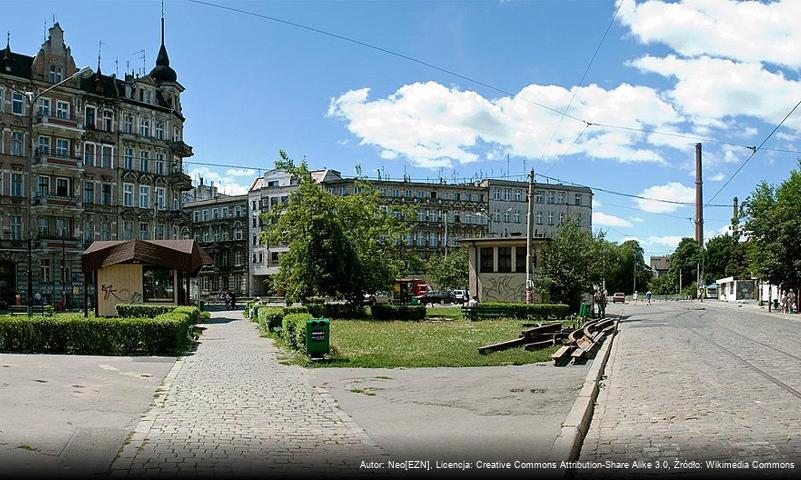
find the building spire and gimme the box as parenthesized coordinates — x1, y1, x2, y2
(149, 0, 177, 82)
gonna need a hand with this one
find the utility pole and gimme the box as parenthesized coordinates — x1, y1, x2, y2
(679, 268, 683, 294)
(443, 209, 448, 258)
(695, 143, 704, 247)
(525, 169, 535, 304)
(731, 196, 739, 238)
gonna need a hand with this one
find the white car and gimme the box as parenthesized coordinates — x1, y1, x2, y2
(452, 290, 468, 304)
(364, 291, 393, 305)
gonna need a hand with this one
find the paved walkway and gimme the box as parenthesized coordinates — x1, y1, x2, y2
(578, 301, 801, 478)
(109, 311, 384, 478)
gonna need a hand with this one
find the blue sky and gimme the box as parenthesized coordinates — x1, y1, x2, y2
(6, 0, 801, 260)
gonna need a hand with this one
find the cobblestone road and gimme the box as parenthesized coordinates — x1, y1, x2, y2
(578, 301, 801, 478)
(109, 311, 384, 478)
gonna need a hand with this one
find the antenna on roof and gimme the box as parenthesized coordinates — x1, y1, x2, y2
(43, 19, 46, 42)
(97, 40, 104, 72)
(115, 57, 119, 76)
(132, 49, 146, 76)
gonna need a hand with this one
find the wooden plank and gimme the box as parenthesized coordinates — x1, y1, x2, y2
(478, 337, 530, 355)
(521, 322, 562, 337)
(552, 345, 575, 366)
(523, 340, 553, 351)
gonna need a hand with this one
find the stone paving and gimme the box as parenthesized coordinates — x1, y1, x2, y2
(109, 312, 385, 478)
(577, 301, 801, 478)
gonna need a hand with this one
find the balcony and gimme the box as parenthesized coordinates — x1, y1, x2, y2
(168, 140, 194, 158)
(33, 112, 82, 132)
(34, 148, 82, 169)
(168, 171, 193, 191)
(169, 210, 191, 223)
(35, 235, 81, 249)
(32, 194, 82, 209)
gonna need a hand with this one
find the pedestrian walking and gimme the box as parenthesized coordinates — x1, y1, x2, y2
(645, 290, 652, 305)
(782, 291, 789, 314)
(595, 289, 607, 318)
(229, 291, 237, 309)
(633, 291, 639, 304)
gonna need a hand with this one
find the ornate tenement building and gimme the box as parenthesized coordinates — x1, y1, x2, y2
(184, 184, 249, 297)
(0, 21, 192, 307)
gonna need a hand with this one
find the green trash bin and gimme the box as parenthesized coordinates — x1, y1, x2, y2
(579, 302, 589, 318)
(305, 318, 330, 358)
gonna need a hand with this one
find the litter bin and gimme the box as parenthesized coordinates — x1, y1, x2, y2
(579, 302, 589, 318)
(305, 318, 330, 358)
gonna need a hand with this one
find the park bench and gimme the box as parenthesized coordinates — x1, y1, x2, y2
(461, 305, 508, 320)
(6, 305, 46, 315)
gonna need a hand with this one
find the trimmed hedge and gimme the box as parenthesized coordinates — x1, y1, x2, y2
(465, 303, 570, 320)
(371, 304, 426, 321)
(116, 304, 177, 318)
(306, 303, 366, 319)
(0, 306, 200, 355)
(281, 313, 313, 353)
(256, 306, 309, 332)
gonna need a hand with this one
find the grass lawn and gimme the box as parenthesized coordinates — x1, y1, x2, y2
(425, 305, 463, 320)
(272, 318, 558, 368)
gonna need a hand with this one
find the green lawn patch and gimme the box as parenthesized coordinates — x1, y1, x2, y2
(425, 306, 463, 320)
(274, 318, 557, 368)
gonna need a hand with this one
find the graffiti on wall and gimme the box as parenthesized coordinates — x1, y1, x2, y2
(483, 276, 526, 302)
(101, 284, 142, 304)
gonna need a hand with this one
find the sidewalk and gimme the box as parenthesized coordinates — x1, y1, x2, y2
(109, 311, 384, 478)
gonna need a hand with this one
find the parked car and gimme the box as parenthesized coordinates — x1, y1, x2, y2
(452, 289, 468, 304)
(612, 292, 626, 303)
(416, 290, 455, 305)
(363, 291, 393, 305)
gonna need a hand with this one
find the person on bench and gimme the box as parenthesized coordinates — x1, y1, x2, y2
(467, 295, 479, 307)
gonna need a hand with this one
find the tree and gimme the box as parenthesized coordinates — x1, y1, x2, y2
(603, 239, 649, 294)
(667, 238, 703, 293)
(425, 248, 468, 291)
(535, 220, 604, 310)
(261, 151, 412, 305)
(704, 234, 749, 284)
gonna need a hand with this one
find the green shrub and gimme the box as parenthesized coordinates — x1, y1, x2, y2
(116, 304, 176, 318)
(255, 306, 309, 333)
(0, 307, 199, 355)
(281, 313, 314, 353)
(464, 303, 570, 320)
(371, 304, 426, 321)
(306, 303, 365, 319)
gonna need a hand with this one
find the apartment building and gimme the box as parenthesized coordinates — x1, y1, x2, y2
(184, 185, 248, 297)
(0, 21, 192, 307)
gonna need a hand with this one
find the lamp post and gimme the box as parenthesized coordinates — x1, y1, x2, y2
(13, 66, 90, 316)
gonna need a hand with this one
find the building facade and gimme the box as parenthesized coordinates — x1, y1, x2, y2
(184, 186, 248, 297)
(650, 255, 670, 277)
(0, 21, 192, 307)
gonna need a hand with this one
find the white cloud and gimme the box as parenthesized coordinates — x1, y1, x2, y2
(631, 55, 801, 130)
(635, 182, 695, 213)
(709, 172, 725, 182)
(328, 81, 685, 168)
(593, 212, 633, 228)
(225, 168, 256, 177)
(644, 235, 684, 249)
(629, 216, 644, 223)
(187, 166, 250, 196)
(618, 0, 801, 69)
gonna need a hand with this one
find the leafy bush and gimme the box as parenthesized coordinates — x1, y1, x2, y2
(463, 303, 570, 320)
(256, 305, 309, 332)
(0, 306, 200, 355)
(116, 304, 176, 318)
(371, 304, 426, 321)
(306, 303, 366, 319)
(281, 312, 313, 352)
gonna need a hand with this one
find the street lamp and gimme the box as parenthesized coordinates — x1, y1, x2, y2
(13, 66, 91, 316)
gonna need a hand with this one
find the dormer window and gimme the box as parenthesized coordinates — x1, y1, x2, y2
(144, 90, 151, 104)
(49, 65, 63, 83)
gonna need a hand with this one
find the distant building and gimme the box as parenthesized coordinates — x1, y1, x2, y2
(183, 177, 225, 203)
(650, 255, 670, 277)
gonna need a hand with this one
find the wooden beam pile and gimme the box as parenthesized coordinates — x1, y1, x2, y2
(551, 318, 617, 366)
(478, 322, 573, 355)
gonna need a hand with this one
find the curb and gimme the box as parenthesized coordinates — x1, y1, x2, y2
(548, 320, 619, 466)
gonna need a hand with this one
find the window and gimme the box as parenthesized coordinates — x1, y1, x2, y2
(536, 212, 543, 225)
(174, 127, 181, 141)
(503, 210, 510, 223)
(155, 224, 165, 240)
(123, 221, 133, 240)
(38, 176, 50, 197)
(515, 189, 522, 201)
(124, 148, 134, 169)
(234, 227, 242, 240)
(56, 101, 69, 119)
(101, 184, 112, 205)
(492, 209, 500, 222)
(101, 145, 112, 168)
(559, 212, 565, 225)
(41, 259, 51, 283)
(155, 187, 166, 210)
(235, 251, 242, 266)
(548, 212, 554, 225)
(12, 92, 24, 115)
(82, 181, 94, 204)
(38, 136, 50, 154)
(55, 138, 69, 157)
(140, 118, 150, 137)
(143, 266, 174, 302)
(498, 247, 512, 273)
(515, 247, 527, 273)
(155, 153, 165, 175)
(11, 173, 22, 197)
(212, 208, 219, 219)
(138, 222, 149, 240)
(155, 121, 164, 140)
(11, 216, 22, 240)
(140, 151, 149, 172)
(38, 217, 48, 236)
(0, 88, 3, 113)
(123, 183, 133, 206)
(271, 252, 280, 264)
(100, 222, 110, 241)
(83, 143, 95, 165)
(503, 189, 510, 201)
(37, 98, 50, 116)
(202, 210, 209, 221)
(465, 212, 472, 224)
(123, 114, 133, 133)
(139, 185, 150, 209)
(103, 110, 113, 131)
(222, 207, 229, 217)
(85, 106, 96, 128)
(56, 217, 69, 237)
(55, 178, 69, 197)
(49, 64, 63, 83)
(11, 132, 23, 155)
(559, 192, 565, 204)
(575, 193, 582, 206)
(235, 206, 241, 217)
(548, 192, 554, 204)
(514, 210, 521, 223)
(84, 221, 94, 242)
(479, 248, 494, 273)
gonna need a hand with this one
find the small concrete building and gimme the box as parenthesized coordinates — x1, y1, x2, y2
(461, 236, 549, 303)
(82, 240, 211, 316)
(716, 277, 757, 302)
